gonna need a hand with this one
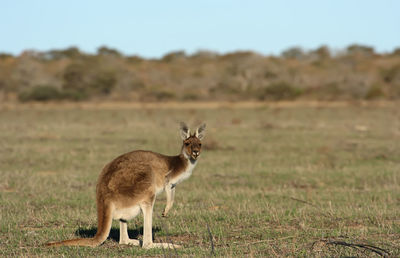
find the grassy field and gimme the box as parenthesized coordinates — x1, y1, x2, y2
(0, 102, 399, 257)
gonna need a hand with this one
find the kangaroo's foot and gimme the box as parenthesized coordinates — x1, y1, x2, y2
(119, 238, 140, 246)
(143, 242, 181, 249)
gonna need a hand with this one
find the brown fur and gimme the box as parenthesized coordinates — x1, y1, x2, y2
(46, 123, 205, 248)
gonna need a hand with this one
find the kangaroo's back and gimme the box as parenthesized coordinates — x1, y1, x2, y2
(97, 150, 170, 206)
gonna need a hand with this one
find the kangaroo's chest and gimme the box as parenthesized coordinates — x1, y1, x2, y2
(169, 161, 196, 186)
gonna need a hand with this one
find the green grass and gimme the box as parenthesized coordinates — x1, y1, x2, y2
(0, 103, 399, 256)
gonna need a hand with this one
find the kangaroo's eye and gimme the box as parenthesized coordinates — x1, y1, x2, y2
(185, 142, 190, 146)
(199, 143, 202, 147)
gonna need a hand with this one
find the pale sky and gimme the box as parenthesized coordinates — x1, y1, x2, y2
(1, 0, 399, 57)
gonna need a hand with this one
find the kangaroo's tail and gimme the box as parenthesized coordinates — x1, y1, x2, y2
(46, 237, 103, 247)
(46, 200, 113, 247)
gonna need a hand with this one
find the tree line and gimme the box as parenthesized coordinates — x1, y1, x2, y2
(0, 45, 399, 102)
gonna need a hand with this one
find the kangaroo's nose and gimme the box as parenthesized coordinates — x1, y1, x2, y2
(192, 151, 199, 157)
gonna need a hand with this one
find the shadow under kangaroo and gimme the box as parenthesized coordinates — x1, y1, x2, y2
(46, 122, 205, 249)
(75, 226, 161, 243)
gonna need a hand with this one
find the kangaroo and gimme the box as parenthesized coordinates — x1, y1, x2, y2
(46, 122, 205, 249)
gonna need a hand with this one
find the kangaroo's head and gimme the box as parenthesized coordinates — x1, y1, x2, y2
(180, 122, 206, 162)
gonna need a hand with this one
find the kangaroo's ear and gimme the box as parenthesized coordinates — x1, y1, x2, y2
(180, 122, 190, 140)
(195, 123, 206, 140)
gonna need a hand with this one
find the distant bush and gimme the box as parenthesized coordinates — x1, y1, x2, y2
(347, 44, 375, 57)
(97, 46, 122, 57)
(126, 55, 144, 64)
(209, 81, 244, 100)
(153, 90, 176, 101)
(307, 83, 343, 100)
(88, 71, 116, 95)
(190, 50, 218, 60)
(162, 51, 186, 62)
(61, 89, 88, 101)
(0, 53, 13, 59)
(365, 84, 384, 100)
(281, 47, 305, 59)
(182, 92, 200, 101)
(312, 45, 331, 59)
(142, 88, 176, 101)
(259, 82, 302, 101)
(381, 64, 400, 83)
(62, 63, 87, 91)
(386, 83, 400, 99)
(264, 70, 278, 79)
(62, 63, 117, 97)
(392, 48, 400, 56)
(19, 85, 62, 102)
(18, 85, 88, 102)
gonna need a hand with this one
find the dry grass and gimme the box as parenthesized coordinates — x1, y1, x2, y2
(0, 102, 399, 256)
(1, 100, 399, 111)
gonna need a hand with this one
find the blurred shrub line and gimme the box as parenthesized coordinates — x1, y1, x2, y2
(1, 45, 400, 102)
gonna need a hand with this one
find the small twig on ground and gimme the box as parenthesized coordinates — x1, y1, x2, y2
(206, 223, 215, 256)
(289, 197, 317, 207)
(284, 196, 332, 218)
(312, 239, 390, 257)
(233, 235, 295, 247)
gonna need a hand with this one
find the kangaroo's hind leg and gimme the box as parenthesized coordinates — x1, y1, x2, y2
(117, 205, 141, 245)
(140, 196, 181, 249)
(119, 220, 140, 246)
